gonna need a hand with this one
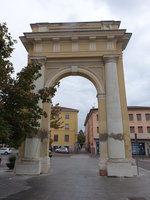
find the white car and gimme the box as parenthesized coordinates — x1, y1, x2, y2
(0, 147, 12, 155)
(55, 147, 69, 154)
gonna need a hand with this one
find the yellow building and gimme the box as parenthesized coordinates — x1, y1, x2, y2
(50, 106, 78, 152)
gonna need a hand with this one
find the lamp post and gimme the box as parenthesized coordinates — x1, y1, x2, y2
(135, 133, 139, 175)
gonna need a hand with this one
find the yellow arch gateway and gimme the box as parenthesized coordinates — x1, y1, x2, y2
(15, 21, 137, 177)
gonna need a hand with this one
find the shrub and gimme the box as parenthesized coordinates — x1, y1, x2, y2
(8, 155, 16, 163)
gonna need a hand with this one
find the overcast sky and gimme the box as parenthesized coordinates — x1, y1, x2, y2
(0, 0, 150, 131)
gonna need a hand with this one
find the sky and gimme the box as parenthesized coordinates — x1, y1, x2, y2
(0, 0, 150, 131)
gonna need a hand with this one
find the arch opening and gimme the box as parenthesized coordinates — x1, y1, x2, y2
(46, 67, 104, 155)
(50, 75, 99, 155)
(52, 76, 97, 130)
(46, 67, 105, 95)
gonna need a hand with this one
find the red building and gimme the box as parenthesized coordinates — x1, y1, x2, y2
(84, 108, 99, 155)
(84, 106, 150, 156)
(128, 106, 150, 156)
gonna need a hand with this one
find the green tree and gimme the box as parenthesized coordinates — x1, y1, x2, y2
(78, 129, 85, 147)
(50, 104, 63, 129)
(0, 23, 59, 147)
(0, 22, 16, 145)
(49, 104, 64, 149)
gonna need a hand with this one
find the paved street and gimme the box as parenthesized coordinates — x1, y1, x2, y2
(0, 152, 150, 200)
(138, 158, 150, 171)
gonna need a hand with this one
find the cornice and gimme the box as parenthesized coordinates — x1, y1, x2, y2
(23, 29, 127, 37)
(20, 29, 130, 48)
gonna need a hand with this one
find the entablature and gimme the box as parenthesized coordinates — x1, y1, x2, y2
(20, 21, 131, 54)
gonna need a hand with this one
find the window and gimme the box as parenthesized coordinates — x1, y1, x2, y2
(65, 114, 69, 119)
(136, 114, 141, 121)
(97, 127, 99, 133)
(138, 126, 143, 133)
(145, 113, 150, 121)
(130, 126, 135, 133)
(147, 126, 150, 133)
(65, 124, 69, 130)
(64, 135, 69, 142)
(54, 134, 58, 142)
(129, 114, 133, 121)
(96, 114, 99, 121)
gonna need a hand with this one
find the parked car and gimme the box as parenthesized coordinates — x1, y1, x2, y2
(0, 147, 12, 155)
(55, 147, 69, 154)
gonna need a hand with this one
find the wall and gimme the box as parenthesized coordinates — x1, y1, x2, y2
(50, 108, 78, 152)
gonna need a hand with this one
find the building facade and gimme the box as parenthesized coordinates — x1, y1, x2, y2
(84, 108, 99, 155)
(128, 106, 150, 156)
(85, 106, 150, 156)
(50, 106, 78, 152)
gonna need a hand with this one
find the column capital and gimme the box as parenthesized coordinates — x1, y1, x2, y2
(97, 93, 106, 99)
(103, 54, 120, 64)
(72, 36, 78, 41)
(89, 36, 96, 41)
(52, 37, 60, 41)
(29, 56, 46, 65)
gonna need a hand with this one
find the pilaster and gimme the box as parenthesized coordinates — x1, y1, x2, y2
(97, 93, 108, 176)
(103, 55, 137, 176)
(104, 55, 125, 159)
(16, 58, 50, 175)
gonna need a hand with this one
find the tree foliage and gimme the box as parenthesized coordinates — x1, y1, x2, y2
(49, 105, 64, 150)
(0, 23, 59, 147)
(0, 22, 16, 145)
(78, 129, 85, 144)
(50, 105, 63, 130)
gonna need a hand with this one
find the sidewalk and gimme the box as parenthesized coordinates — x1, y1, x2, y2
(0, 154, 150, 200)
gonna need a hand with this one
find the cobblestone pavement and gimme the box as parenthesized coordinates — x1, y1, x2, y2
(0, 153, 150, 200)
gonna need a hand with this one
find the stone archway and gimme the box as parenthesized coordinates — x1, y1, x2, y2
(15, 21, 137, 177)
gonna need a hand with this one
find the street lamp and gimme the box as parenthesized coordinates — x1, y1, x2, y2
(135, 133, 139, 175)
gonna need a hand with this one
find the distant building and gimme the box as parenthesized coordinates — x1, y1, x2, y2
(128, 106, 150, 156)
(84, 108, 99, 155)
(84, 106, 150, 156)
(50, 106, 78, 152)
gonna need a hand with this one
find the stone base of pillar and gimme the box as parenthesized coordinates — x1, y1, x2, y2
(41, 156, 50, 174)
(99, 157, 108, 176)
(15, 158, 41, 175)
(107, 158, 137, 177)
(99, 169, 107, 176)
